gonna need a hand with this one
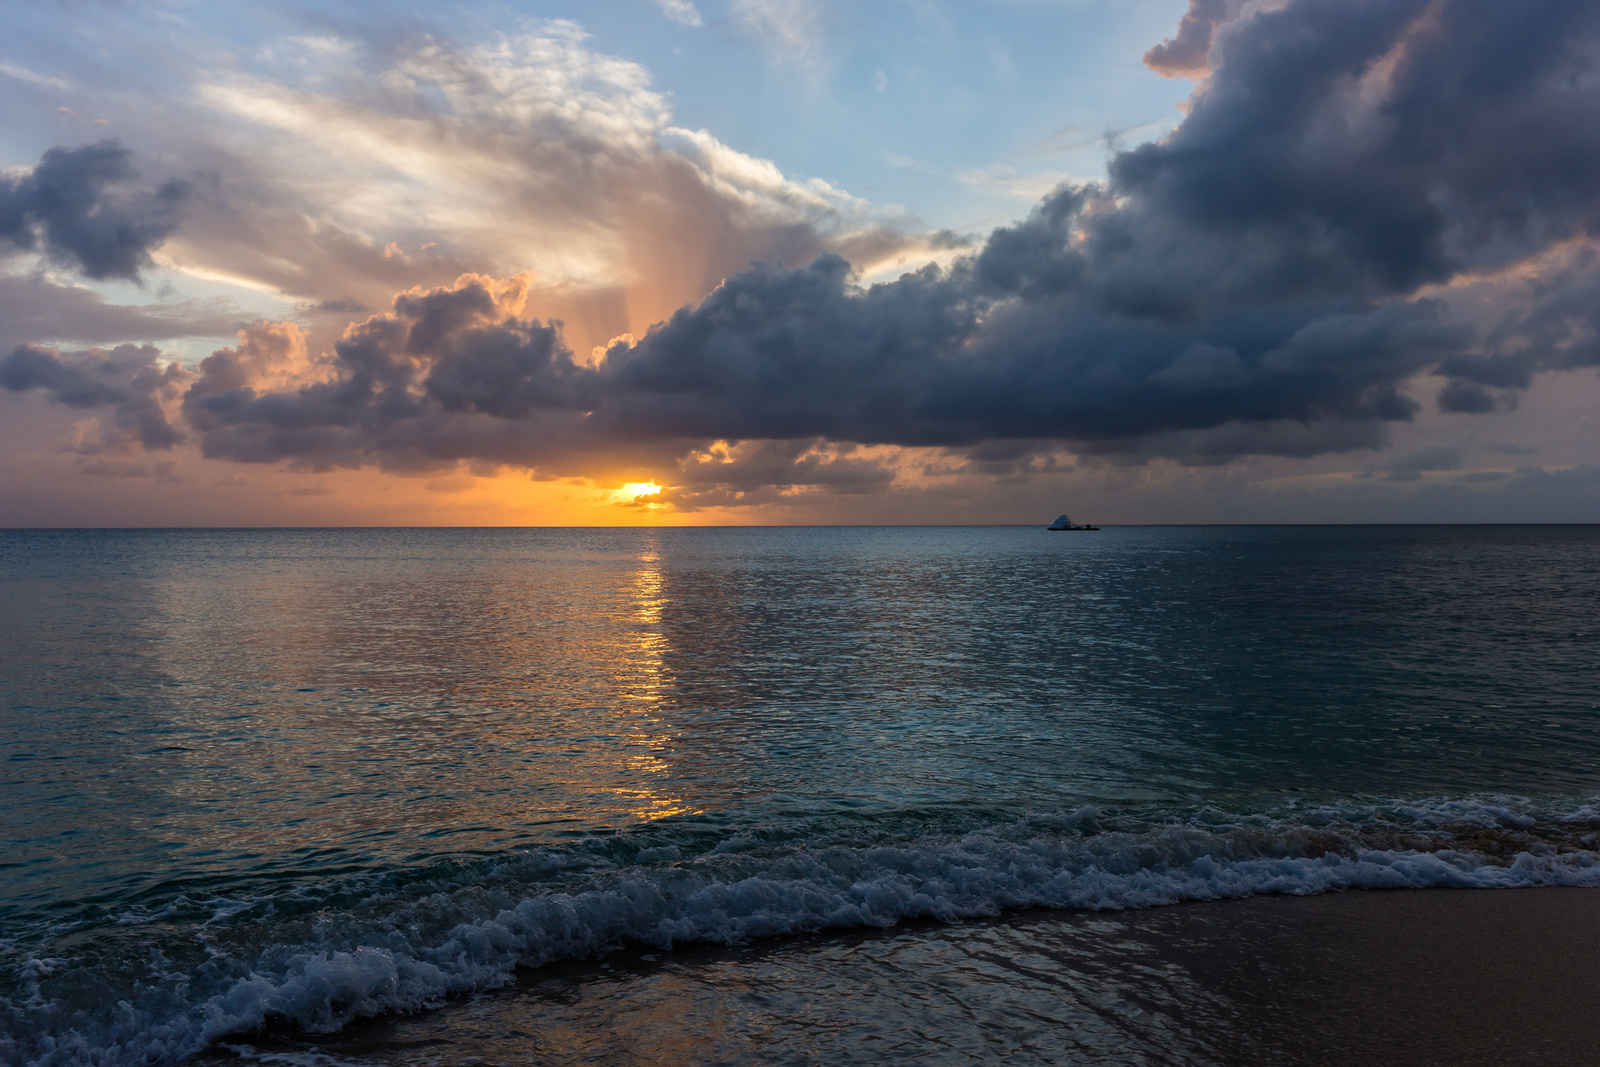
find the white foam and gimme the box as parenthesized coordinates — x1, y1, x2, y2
(6, 796, 1600, 1067)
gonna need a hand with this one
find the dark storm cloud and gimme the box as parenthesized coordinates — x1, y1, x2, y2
(1435, 254, 1600, 411)
(945, 439, 1073, 481)
(557, 0, 1600, 467)
(590, 255, 1459, 447)
(167, 251, 1461, 475)
(0, 342, 190, 453)
(0, 141, 189, 281)
(21, 0, 1600, 495)
(1103, 0, 1600, 310)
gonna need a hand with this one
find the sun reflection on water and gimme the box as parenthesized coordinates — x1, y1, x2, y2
(612, 538, 697, 821)
(110, 531, 713, 861)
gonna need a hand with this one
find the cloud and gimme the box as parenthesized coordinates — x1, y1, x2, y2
(1383, 442, 1464, 481)
(1500, 463, 1600, 494)
(0, 61, 72, 92)
(656, 1, 703, 28)
(10, 0, 1600, 510)
(153, 247, 1458, 479)
(0, 275, 243, 351)
(0, 141, 190, 281)
(731, 0, 827, 70)
(0, 342, 190, 453)
(1108, 0, 1600, 310)
(156, 25, 910, 353)
(1144, 0, 1236, 79)
(592, 256, 1455, 450)
(664, 438, 897, 510)
(957, 164, 1087, 202)
(178, 276, 598, 471)
(1435, 249, 1600, 411)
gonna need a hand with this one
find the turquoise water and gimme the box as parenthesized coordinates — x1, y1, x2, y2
(3, 526, 1599, 1064)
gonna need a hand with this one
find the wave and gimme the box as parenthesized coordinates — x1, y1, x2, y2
(5, 795, 1600, 1067)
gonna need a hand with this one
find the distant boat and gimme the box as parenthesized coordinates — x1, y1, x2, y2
(1047, 514, 1099, 531)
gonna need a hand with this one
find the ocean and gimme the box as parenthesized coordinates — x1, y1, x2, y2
(2, 526, 1598, 1066)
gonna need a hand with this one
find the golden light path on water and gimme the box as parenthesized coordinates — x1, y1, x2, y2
(612, 535, 698, 823)
(110, 530, 712, 862)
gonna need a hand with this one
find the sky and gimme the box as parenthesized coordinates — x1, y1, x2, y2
(2, 0, 1598, 526)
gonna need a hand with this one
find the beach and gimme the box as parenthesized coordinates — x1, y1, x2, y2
(216, 887, 1600, 1066)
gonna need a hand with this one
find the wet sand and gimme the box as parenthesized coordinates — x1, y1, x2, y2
(1114, 886, 1600, 1065)
(221, 887, 1600, 1066)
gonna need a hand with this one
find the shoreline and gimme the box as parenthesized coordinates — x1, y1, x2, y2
(217, 885, 1600, 1066)
(1066, 885, 1600, 1064)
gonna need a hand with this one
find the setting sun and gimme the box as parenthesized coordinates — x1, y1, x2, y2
(613, 482, 663, 504)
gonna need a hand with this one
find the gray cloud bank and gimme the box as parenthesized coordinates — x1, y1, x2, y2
(6, 0, 1600, 499)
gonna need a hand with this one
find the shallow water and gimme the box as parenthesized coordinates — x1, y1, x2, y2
(209, 887, 1600, 1067)
(3, 526, 1599, 1065)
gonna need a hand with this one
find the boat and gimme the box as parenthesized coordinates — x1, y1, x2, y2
(1047, 514, 1099, 531)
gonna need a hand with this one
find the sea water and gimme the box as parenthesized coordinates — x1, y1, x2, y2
(2, 526, 1598, 1065)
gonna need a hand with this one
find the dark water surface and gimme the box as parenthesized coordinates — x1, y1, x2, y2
(3, 526, 1599, 1065)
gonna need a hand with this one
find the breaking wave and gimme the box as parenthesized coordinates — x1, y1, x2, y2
(5, 795, 1600, 1067)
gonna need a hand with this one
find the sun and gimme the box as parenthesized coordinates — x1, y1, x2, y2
(612, 482, 663, 504)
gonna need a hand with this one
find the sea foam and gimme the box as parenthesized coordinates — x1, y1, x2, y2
(5, 796, 1599, 1067)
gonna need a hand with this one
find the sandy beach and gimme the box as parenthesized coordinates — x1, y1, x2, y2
(217, 886, 1600, 1066)
(1164, 886, 1600, 1065)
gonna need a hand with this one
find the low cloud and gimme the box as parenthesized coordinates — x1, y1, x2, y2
(1383, 442, 1464, 481)
(0, 141, 189, 281)
(1436, 251, 1600, 411)
(178, 277, 597, 471)
(0, 342, 190, 454)
(144, 249, 1461, 480)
